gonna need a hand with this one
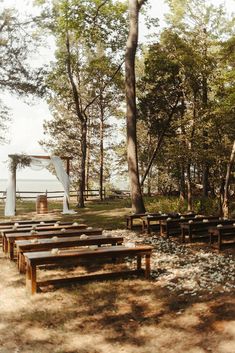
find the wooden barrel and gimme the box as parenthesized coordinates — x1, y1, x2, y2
(36, 195, 48, 214)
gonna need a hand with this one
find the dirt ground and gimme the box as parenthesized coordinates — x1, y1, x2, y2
(0, 229, 234, 353)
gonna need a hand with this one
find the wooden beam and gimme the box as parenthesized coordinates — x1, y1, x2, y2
(8, 154, 72, 160)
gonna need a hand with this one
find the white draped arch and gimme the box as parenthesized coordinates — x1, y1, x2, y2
(4, 154, 75, 216)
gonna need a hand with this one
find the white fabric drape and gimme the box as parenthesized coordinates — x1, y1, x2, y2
(50, 156, 76, 214)
(4, 170, 16, 216)
(4, 155, 75, 216)
(30, 157, 51, 170)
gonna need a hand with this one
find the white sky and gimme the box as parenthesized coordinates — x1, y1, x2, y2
(0, 0, 234, 180)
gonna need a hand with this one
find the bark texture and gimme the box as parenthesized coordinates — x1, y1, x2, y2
(125, 0, 146, 213)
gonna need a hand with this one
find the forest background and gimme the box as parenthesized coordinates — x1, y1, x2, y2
(0, 0, 235, 216)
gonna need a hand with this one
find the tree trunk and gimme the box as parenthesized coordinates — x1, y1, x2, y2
(147, 130, 152, 196)
(179, 164, 186, 201)
(202, 28, 210, 197)
(86, 119, 91, 201)
(99, 97, 104, 201)
(202, 162, 210, 197)
(66, 30, 87, 208)
(125, 0, 146, 213)
(78, 122, 87, 208)
(186, 163, 192, 211)
(222, 140, 235, 218)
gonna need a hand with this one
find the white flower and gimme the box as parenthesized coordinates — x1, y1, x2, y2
(89, 245, 98, 250)
(30, 230, 38, 234)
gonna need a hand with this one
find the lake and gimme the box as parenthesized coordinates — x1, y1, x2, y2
(0, 179, 64, 198)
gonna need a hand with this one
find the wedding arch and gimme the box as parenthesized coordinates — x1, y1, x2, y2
(4, 154, 75, 216)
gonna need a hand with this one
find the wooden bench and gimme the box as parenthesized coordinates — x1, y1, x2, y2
(126, 212, 170, 231)
(3, 228, 102, 260)
(181, 219, 235, 243)
(145, 213, 182, 234)
(126, 213, 148, 230)
(209, 225, 235, 250)
(160, 215, 219, 238)
(0, 220, 75, 231)
(0, 219, 61, 227)
(1, 223, 87, 253)
(24, 245, 153, 294)
(16, 235, 124, 273)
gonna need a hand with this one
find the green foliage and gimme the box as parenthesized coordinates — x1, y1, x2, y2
(0, 100, 11, 145)
(36, 0, 128, 203)
(8, 154, 32, 173)
(0, 8, 45, 97)
(136, 0, 235, 208)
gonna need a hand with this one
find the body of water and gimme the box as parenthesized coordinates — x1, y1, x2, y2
(0, 179, 64, 198)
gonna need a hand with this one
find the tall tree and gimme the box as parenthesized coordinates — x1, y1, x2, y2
(125, 0, 147, 213)
(37, 0, 127, 207)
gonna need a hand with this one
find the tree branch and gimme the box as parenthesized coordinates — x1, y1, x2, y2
(140, 94, 181, 187)
(92, 0, 109, 22)
(83, 59, 124, 113)
(65, 30, 85, 123)
(138, 0, 148, 9)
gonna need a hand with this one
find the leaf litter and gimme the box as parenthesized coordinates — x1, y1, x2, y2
(104, 229, 235, 298)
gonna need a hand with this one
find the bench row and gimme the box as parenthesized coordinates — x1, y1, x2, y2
(1, 218, 153, 295)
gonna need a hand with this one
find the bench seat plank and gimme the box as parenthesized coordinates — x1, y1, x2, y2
(16, 235, 123, 273)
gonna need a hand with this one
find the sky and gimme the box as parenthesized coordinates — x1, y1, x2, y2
(0, 0, 234, 181)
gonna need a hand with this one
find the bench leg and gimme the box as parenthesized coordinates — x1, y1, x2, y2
(209, 232, 213, 246)
(137, 255, 141, 270)
(142, 219, 146, 232)
(218, 233, 222, 251)
(9, 241, 14, 261)
(147, 220, 151, 234)
(3, 236, 7, 254)
(19, 253, 26, 274)
(26, 262, 37, 295)
(145, 254, 151, 279)
(189, 229, 192, 242)
(182, 228, 186, 243)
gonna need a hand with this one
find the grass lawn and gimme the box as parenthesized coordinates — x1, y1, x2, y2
(0, 197, 234, 353)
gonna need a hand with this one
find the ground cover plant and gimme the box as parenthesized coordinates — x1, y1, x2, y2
(0, 198, 234, 353)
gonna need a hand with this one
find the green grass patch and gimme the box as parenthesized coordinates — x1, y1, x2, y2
(0, 195, 231, 228)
